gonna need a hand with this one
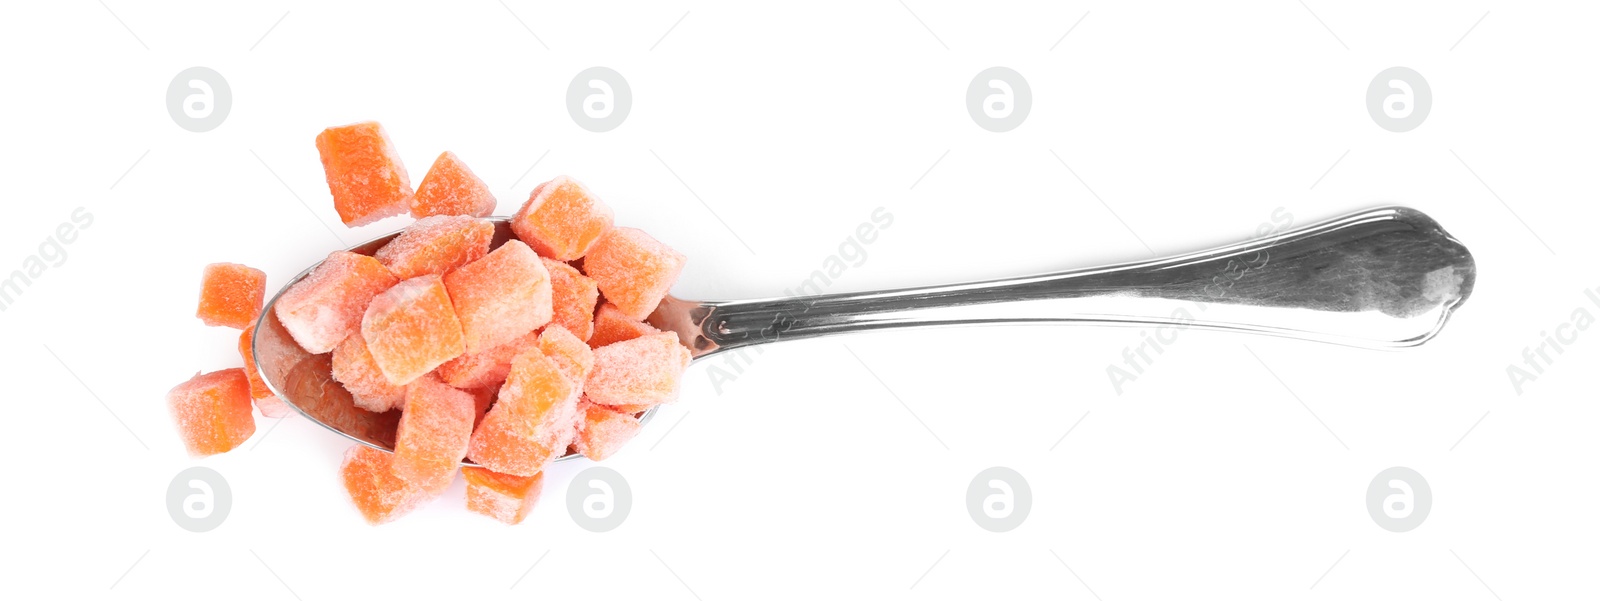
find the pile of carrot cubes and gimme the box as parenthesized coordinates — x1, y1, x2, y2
(169, 122, 691, 524)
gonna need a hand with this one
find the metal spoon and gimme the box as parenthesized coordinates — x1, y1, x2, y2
(255, 206, 1475, 462)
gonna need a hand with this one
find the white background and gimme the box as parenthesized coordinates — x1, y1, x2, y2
(1, 1, 1596, 599)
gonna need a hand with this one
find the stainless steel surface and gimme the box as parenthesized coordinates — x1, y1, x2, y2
(252, 218, 658, 464)
(648, 206, 1475, 358)
(255, 206, 1474, 460)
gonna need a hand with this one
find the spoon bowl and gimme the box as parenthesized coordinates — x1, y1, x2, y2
(252, 218, 657, 464)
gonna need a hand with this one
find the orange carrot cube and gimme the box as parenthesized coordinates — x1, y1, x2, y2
(410, 151, 497, 218)
(373, 215, 494, 280)
(538, 325, 594, 386)
(274, 251, 399, 354)
(573, 401, 642, 461)
(339, 445, 439, 525)
(543, 258, 599, 342)
(462, 467, 544, 525)
(588, 302, 660, 349)
(316, 121, 412, 227)
(331, 333, 406, 412)
(467, 348, 579, 476)
(585, 332, 691, 408)
(582, 227, 685, 320)
(442, 240, 551, 354)
(392, 374, 475, 491)
(436, 328, 540, 391)
(196, 262, 266, 329)
(510, 176, 613, 260)
(361, 275, 466, 385)
(168, 369, 256, 456)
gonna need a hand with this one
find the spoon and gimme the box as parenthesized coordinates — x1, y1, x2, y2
(255, 206, 1475, 463)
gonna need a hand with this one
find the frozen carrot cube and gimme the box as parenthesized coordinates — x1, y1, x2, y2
(510, 176, 614, 260)
(582, 227, 686, 320)
(196, 262, 266, 329)
(331, 333, 407, 412)
(588, 302, 661, 349)
(573, 401, 642, 461)
(467, 348, 579, 476)
(443, 240, 552, 354)
(168, 369, 256, 456)
(373, 215, 494, 280)
(316, 121, 412, 227)
(546, 414, 581, 462)
(361, 275, 466, 386)
(410, 151, 497, 218)
(392, 374, 475, 491)
(436, 328, 540, 391)
(462, 467, 544, 525)
(275, 251, 399, 354)
(238, 325, 290, 417)
(538, 325, 594, 386)
(339, 445, 439, 525)
(543, 258, 599, 342)
(585, 332, 692, 408)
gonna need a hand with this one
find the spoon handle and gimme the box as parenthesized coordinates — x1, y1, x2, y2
(673, 207, 1475, 355)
